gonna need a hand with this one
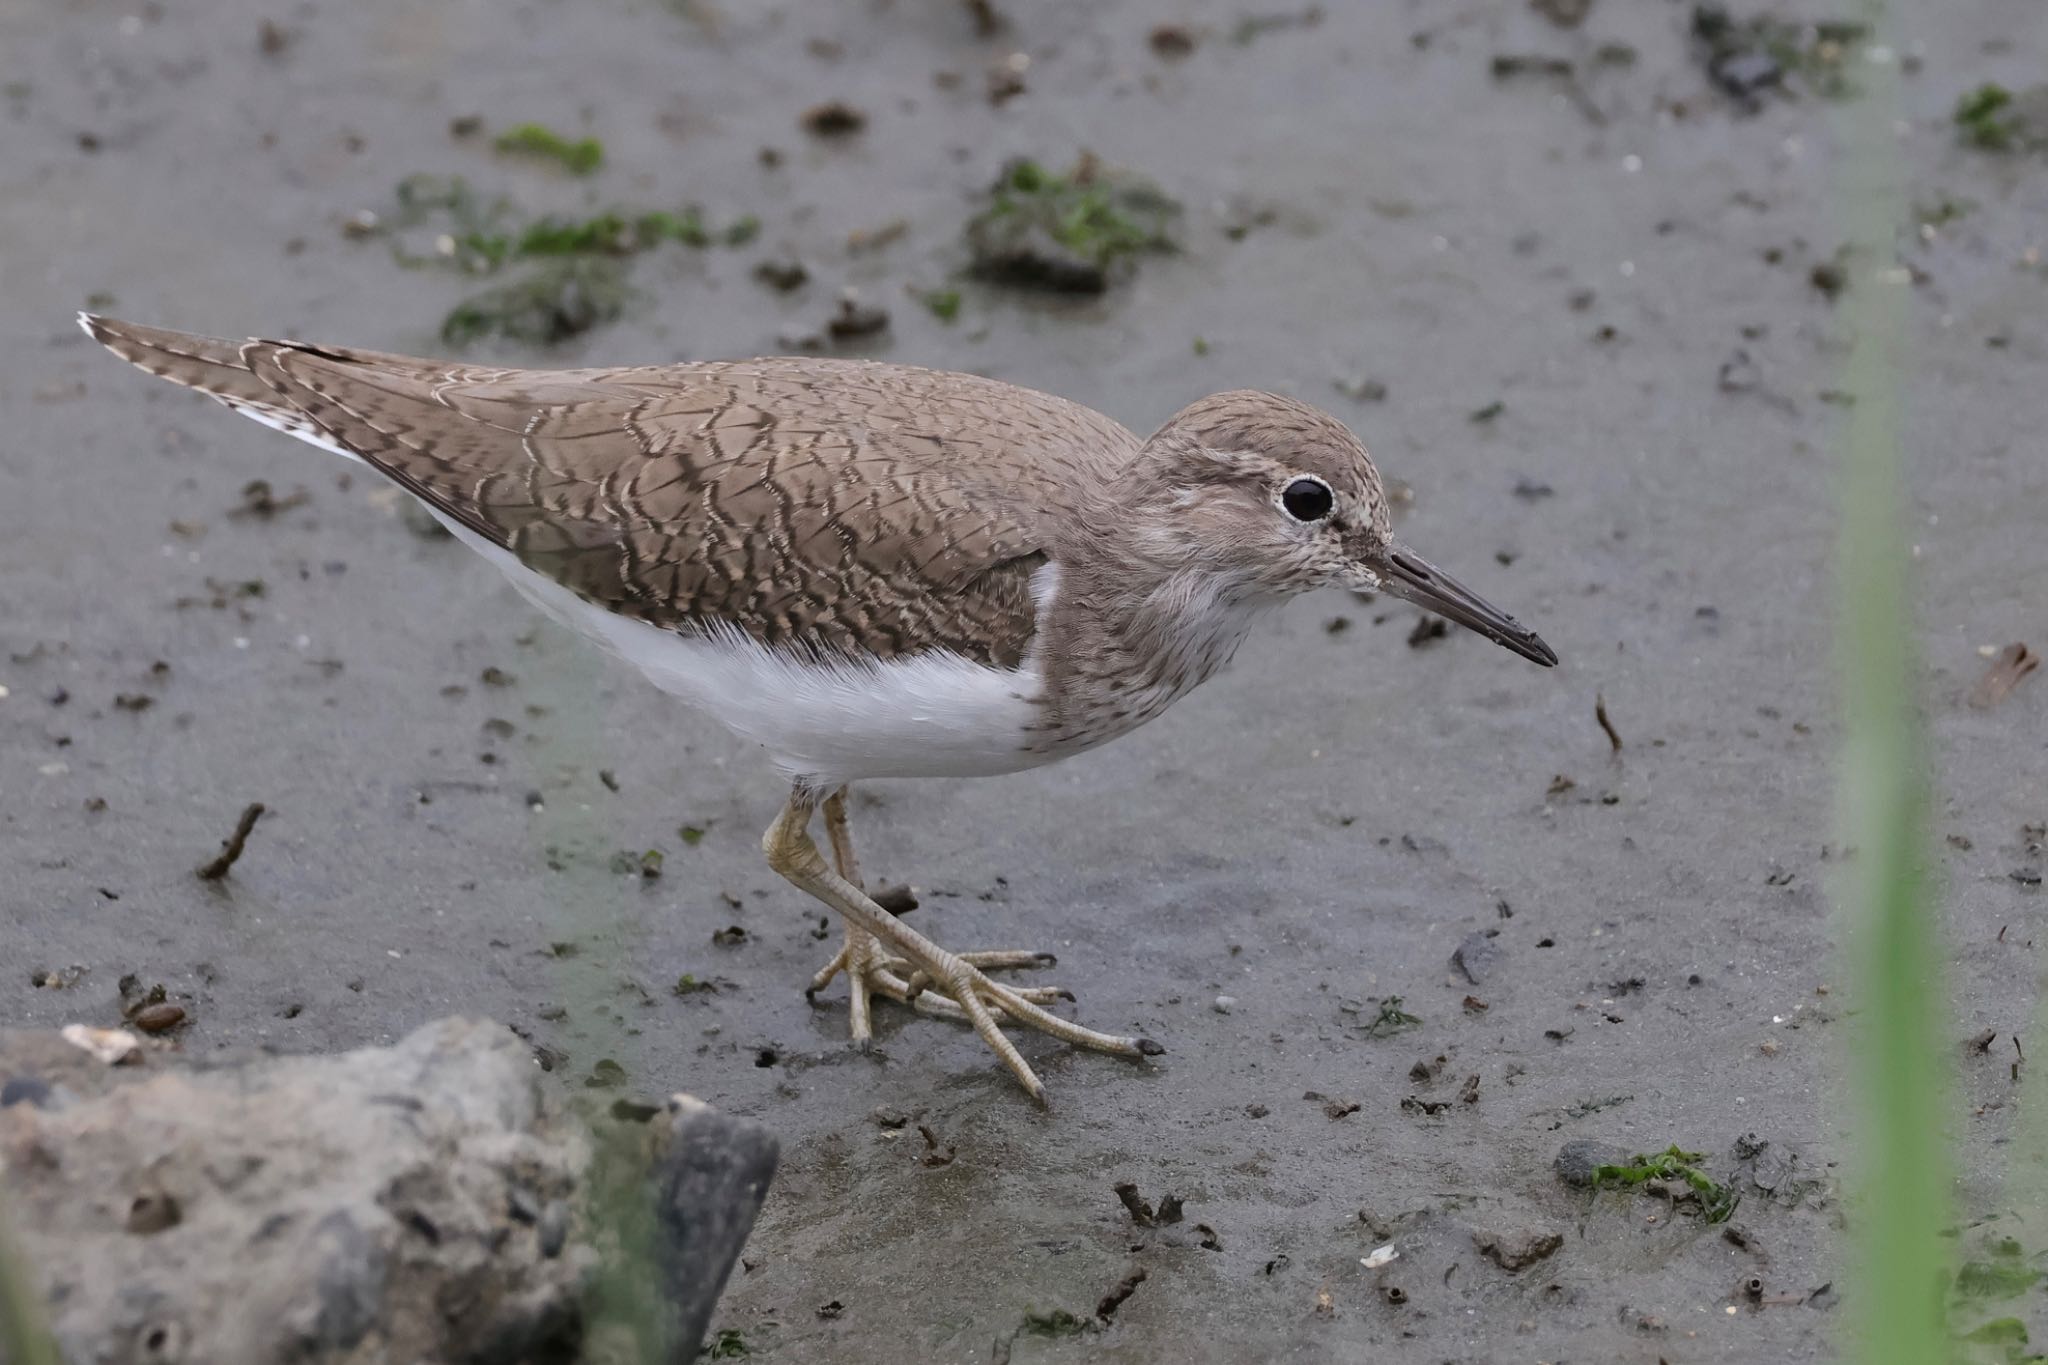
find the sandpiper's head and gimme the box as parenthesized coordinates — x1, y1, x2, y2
(1135, 390, 1557, 666)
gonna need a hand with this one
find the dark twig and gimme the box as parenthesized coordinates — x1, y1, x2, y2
(1595, 693, 1623, 751)
(196, 803, 265, 880)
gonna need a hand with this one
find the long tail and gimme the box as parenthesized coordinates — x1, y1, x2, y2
(79, 315, 281, 408)
(80, 313, 371, 464)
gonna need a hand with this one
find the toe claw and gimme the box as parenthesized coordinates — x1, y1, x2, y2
(1135, 1038, 1165, 1056)
(1035, 952, 1058, 966)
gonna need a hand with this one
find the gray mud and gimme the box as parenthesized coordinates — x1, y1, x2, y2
(3, 2, 2044, 1361)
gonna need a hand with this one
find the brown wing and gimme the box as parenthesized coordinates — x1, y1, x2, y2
(85, 318, 1139, 669)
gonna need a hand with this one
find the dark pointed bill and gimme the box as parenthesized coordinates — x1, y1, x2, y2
(1376, 545, 1558, 667)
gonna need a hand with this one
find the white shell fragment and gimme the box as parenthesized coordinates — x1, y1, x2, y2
(1361, 1243, 1399, 1270)
(61, 1023, 141, 1065)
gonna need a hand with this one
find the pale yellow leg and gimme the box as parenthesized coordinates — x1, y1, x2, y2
(766, 786, 1160, 1101)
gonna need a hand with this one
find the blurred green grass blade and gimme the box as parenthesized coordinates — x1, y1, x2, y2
(1833, 4, 1952, 1363)
(0, 1200, 63, 1365)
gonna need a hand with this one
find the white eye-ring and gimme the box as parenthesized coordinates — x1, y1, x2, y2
(1279, 476, 1334, 522)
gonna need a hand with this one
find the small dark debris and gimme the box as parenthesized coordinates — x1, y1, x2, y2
(480, 666, 515, 687)
(1333, 376, 1387, 402)
(801, 101, 867, 137)
(1595, 693, 1623, 750)
(1232, 6, 1323, 45)
(1476, 1228, 1563, 1271)
(1723, 1223, 1764, 1256)
(712, 925, 749, 947)
(753, 257, 809, 291)
(1491, 54, 1574, 80)
(827, 296, 890, 340)
(1407, 616, 1448, 649)
(986, 55, 1028, 105)
(113, 694, 153, 712)
(1463, 995, 1489, 1014)
(1244, 1102, 1270, 1118)
(1113, 1182, 1154, 1225)
(1149, 25, 1197, 58)
(1324, 616, 1351, 636)
(817, 1300, 844, 1320)
(964, 0, 1006, 36)
(1195, 1223, 1222, 1251)
(584, 1058, 627, 1089)
(1401, 1096, 1450, 1117)
(1095, 1266, 1147, 1321)
(232, 478, 310, 519)
(918, 1124, 956, 1167)
(1810, 260, 1847, 301)
(1459, 1074, 1481, 1104)
(1718, 349, 1761, 393)
(1323, 1097, 1361, 1119)
(1469, 400, 1505, 423)
(1531, 0, 1593, 27)
(1156, 1194, 1184, 1225)
(195, 802, 265, 880)
(1969, 643, 2038, 710)
(1513, 477, 1553, 501)
(598, 769, 620, 792)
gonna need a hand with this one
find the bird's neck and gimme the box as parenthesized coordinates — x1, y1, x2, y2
(1032, 547, 1278, 741)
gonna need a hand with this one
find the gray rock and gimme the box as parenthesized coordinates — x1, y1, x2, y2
(1451, 931, 1504, 985)
(1554, 1138, 1629, 1187)
(1474, 1226, 1564, 1271)
(654, 1095, 780, 1359)
(0, 1016, 777, 1365)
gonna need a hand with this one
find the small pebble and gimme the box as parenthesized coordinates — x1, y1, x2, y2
(132, 1002, 186, 1033)
(1212, 994, 1236, 1014)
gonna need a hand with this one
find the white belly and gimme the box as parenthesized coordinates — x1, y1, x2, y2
(444, 520, 1050, 787)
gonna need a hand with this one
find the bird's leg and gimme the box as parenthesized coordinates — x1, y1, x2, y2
(805, 786, 882, 1044)
(765, 787, 1160, 1100)
(804, 785, 1073, 1032)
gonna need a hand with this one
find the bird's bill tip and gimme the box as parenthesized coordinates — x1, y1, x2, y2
(1376, 544, 1558, 667)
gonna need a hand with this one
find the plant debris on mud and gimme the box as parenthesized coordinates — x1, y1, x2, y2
(965, 154, 1179, 294)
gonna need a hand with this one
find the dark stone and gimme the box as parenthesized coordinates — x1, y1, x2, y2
(1555, 1139, 1629, 1187)
(651, 1096, 780, 1361)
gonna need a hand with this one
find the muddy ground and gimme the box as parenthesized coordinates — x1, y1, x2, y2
(3, 1, 2045, 1361)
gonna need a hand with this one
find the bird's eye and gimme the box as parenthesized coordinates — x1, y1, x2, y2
(1281, 477, 1334, 522)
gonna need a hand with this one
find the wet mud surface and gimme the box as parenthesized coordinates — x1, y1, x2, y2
(3, 1, 2045, 1360)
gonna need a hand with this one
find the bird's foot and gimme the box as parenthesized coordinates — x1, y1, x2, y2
(805, 920, 1159, 1100)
